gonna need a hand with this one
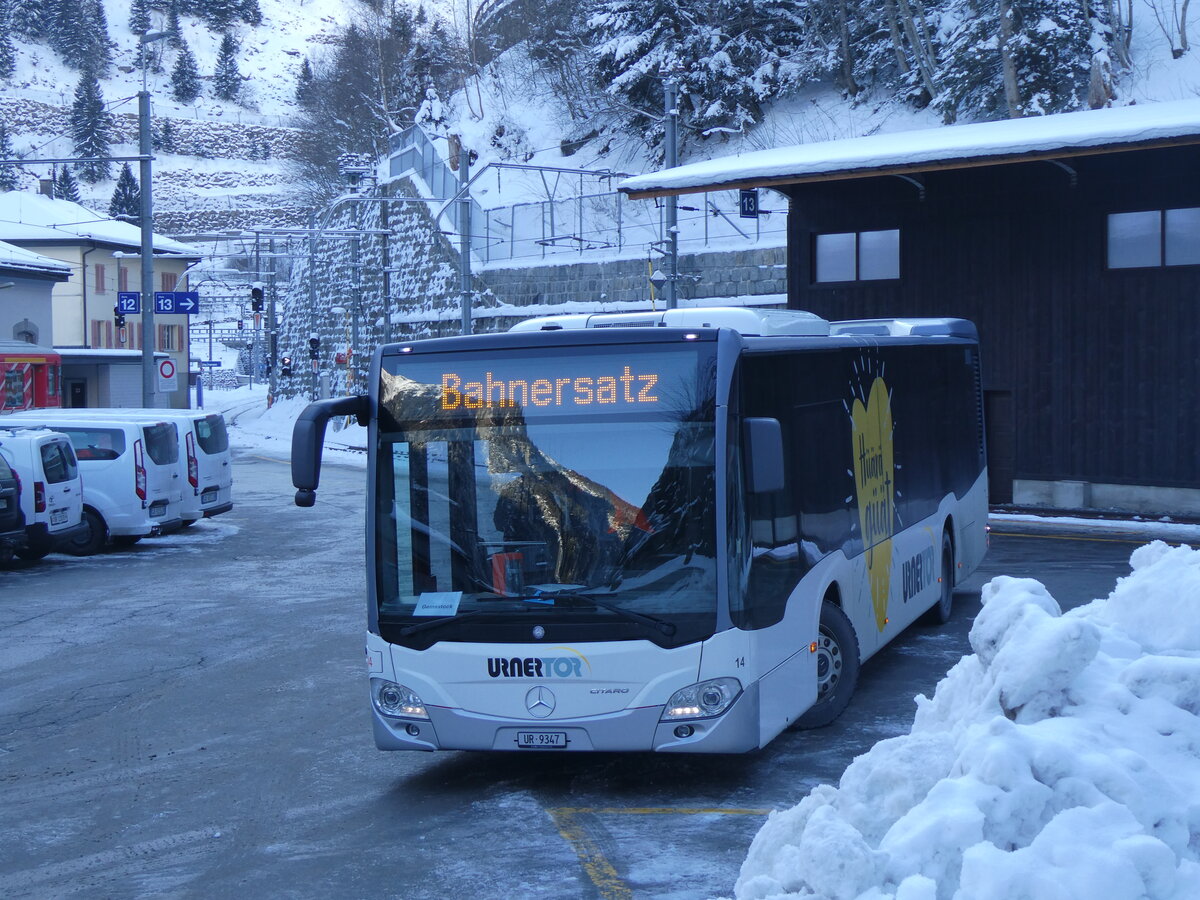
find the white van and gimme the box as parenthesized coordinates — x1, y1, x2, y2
(2, 415, 184, 554)
(0, 428, 86, 560)
(70, 410, 234, 525)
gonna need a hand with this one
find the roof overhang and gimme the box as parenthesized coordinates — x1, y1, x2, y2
(620, 100, 1200, 199)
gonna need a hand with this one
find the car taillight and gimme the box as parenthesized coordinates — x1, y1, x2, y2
(134, 439, 146, 501)
(186, 431, 199, 491)
(34, 481, 46, 513)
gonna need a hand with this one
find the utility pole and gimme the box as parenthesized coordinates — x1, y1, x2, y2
(664, 78, 679, 309)
(267, 236, 277, 402)
(459, 143, 472, 335)
(138, 33, 167, 406)
(308, 210, 318, 402)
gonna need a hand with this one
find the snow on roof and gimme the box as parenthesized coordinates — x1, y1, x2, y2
(621, 99, 1200, 198)
(0, 238, 72, 277)
(0, 191, 202, 257)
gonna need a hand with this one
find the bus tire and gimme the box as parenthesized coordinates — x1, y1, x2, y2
(798, 601, 860, 729)
(66, 509, 107, 557)
(922, 532, 955, 626)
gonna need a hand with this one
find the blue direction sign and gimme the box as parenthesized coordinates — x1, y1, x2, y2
(117, 291, 141, 314)
(154, 291, 200, 315)
(198, 360, 221, 368)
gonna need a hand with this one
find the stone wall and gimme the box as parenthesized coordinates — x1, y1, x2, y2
(479, 245, 788, 309)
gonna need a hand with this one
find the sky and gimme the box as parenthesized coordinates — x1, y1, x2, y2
(203, 385, 1200, 900)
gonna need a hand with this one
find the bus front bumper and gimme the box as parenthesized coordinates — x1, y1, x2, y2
(371, 682, 761, 754)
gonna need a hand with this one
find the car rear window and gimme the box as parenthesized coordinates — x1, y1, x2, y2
(195, 415, 229, 454)
(61, 428, 126, 461)
(143, 423, 179, 465)
(0, 452, 13, 480)
(40, 441, 78, 484)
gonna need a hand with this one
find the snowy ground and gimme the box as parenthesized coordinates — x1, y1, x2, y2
(203, 386, 1200, 900)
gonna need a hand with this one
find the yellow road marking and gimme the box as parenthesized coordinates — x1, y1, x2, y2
(547, 806, 772, 899)
(251, 454, 290, 464)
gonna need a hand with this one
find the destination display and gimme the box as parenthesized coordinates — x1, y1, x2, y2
(382, 347, 711, 419)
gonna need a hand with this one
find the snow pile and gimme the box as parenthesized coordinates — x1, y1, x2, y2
(734, 541, 1200, 900)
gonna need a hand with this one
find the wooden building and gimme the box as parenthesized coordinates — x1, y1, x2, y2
(621, 101, 1200, 515)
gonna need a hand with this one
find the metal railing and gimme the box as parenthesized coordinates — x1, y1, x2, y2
(388, 126, 484, 240)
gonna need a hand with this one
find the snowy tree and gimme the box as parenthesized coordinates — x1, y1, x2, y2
(212, 32, 242, 101)
(171, 41, 202, 103)
(54, 165, 82, 202)
(10, 0, 47, 40)
(934, 0, 1106, 120)
(128, 0, 151, 35)
(203, 0, 240, 32)
(154, 118, 178, 152)
(69, 67, 112, 183)
(108, 163, 141, 223)
(240, 0, 262, 27)
(295, 56, 314, 107)
(0, 0, 14, 82)
(166, 0, 184, 49)
(0, 124, 19, 191)
(53, 0, 112, 75)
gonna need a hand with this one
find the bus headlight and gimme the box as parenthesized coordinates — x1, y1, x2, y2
(372, 679, 429, 719)
(661, 678, 742, 720)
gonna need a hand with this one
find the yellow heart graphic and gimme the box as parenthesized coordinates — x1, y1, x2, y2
(851, 377, 894, 632)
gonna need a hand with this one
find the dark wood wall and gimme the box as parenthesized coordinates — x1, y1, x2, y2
(783, 145, 1200, 496)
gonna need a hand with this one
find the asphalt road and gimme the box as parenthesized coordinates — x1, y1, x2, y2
(0, 452, 1152, 899)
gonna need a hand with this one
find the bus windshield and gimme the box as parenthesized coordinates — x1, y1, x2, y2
(375, 342, 718, 648)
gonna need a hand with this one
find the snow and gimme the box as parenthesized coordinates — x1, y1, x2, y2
(0, 238, 72, 275)
(0, 191, 201, 256)
(619, 98, 1200, 196)
(728, 542, 1200, 900)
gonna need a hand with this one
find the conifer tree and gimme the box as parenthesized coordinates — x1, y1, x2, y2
(154, 118, 178, 152)
(54, 0, 113, 75)
(166, 0, 183, 48)
(69, 67, 112, 183)
(240, 0, 262, 27)
(171, 41, 202, 103)
(54, 165, 82, 202)
(129, 0, 151, 35)
(0, 0, 15, 81)
(108, 163, 141, 223)
(204, 0, 239, 31)
(212, 32, 241, 101)
(10, 0, 45, 40)
(0, 124, 19, 191)
(295, 56, 314, 107)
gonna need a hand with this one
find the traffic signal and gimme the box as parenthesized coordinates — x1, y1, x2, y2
(251, 284, 264, 313)
(308, 336, 320, 360)
(280, 356, 293, 377)
(113, 305, 125, 328)
(237, 319, 244, 331)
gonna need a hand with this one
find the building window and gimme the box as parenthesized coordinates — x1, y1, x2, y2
(1108, 208, 1200, 269)
(94, 263, 106, 293)
(161, 271, 178, 291)
(815, 229, 900, 283)
(158, 324, 183, 350)
(118, 266, 129, 291)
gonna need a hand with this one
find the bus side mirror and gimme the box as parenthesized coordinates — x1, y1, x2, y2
(743, 417, 784, 494)
(292, 394, 369, 506)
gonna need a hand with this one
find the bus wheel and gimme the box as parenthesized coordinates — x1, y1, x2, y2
(922, 532, 955, 626)
(66, 509, 107, 557)
(798, 601, 860, 729)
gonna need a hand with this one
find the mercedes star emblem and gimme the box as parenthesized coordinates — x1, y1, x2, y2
(525, 686, 556, 718)
(532, 625, 546, 640)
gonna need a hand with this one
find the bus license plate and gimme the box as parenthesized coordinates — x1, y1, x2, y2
(51, 509, 68, 525)
(517, 731, 567, 749)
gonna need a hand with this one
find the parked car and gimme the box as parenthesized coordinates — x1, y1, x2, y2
(0, 449, 24, 563)
(46, 409, 234, 525)
(0, 428, 86, 560)
(2, 415, 184, 555)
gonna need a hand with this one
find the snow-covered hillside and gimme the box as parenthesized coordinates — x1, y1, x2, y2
(2, 0, 360, 232)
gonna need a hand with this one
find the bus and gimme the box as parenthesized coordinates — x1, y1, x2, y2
(0, 342, 63, 414)
(292, 307, 988, 753)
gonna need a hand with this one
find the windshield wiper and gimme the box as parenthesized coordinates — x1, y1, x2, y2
(397, 609, 491, 637)
(524, 590, 678, 636)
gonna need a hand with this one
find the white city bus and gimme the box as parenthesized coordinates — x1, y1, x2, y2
(293, 308, 988, 753)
